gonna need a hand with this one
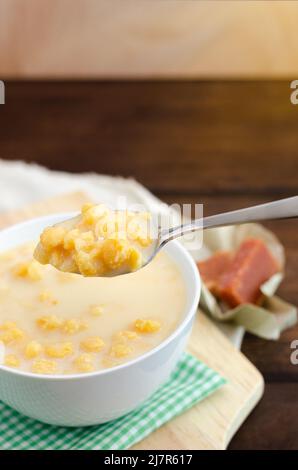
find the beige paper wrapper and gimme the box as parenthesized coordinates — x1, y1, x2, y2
(197, 223, 297, 340)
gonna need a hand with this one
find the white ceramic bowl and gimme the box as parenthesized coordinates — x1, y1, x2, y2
(0, 213, 201, 426)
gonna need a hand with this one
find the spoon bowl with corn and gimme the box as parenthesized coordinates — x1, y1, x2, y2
(34, 196, 298, 278)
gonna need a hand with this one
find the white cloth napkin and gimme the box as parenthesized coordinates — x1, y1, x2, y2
(0, 159, 245, 349)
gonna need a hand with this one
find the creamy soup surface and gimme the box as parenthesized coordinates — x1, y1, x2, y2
(0, 242, 186, 375)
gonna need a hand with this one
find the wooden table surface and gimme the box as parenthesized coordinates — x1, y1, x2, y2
(0, 81, 297, 449)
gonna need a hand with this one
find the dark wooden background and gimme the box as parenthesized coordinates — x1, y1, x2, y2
(0, 81, 297, 449)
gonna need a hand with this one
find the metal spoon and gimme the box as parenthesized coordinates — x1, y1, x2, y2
(37, 196, 297, 277)
(146, 195, 298, 266)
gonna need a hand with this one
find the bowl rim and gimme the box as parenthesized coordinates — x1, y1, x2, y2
(0, 213, 201, 381)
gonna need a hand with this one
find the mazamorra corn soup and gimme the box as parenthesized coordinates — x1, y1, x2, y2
(0, 241, 186, 375)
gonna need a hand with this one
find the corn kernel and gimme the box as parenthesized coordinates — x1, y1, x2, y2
(33, 244, 50, 265)
(38, 290, 58, 305)
(128, 225, 152, 248)
(0, 322, 25, 344)
(134, 319, 161, 333)
(40, 226, 66, 248)
(36, 315, 62, 331)
(25, 341, 43, 359)
(74, 231, 95, 252)
(73, 353, 95, 373)
(57, 256, 77, 273)
(61, 319, 87, 335)
(48, 247, 68, 270)
(45, 342, 73, 359)
(14, 260, 42, 281)
(32, 359, 57, 374)
(101, 239, 129, 270)
(108, 230, 128, 241)
(81, 202, 95, 214)
(82, 204, 108, 225)
(75, 251, 104, 277)
(63, 229, 80, 250)
(95, 218, 117, 238)
(74, 251, 96, 276)
(109, 343, 132, 358)
(4, 354, 20, 367)
(80, 336, 105, 353)
(128, 248, 142, 271)
(35, 205, 154, 276)
(115, 330, 138, 342)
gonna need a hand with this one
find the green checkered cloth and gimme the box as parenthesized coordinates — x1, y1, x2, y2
(0, 353, 225, 450)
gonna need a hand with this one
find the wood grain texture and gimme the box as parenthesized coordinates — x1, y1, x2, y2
(135, 313, 264, 450)
(1, 1, 298, 78)
(229, 382, 298, 450)
(0, 191, 264, 450)
(0, 81, 297, 449)
(1, 81, 297, 194)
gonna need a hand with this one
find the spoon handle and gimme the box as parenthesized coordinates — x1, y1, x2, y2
(162, 196, 298, 242)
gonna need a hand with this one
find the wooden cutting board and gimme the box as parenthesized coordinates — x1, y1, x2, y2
(0, 191, 264, 450)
